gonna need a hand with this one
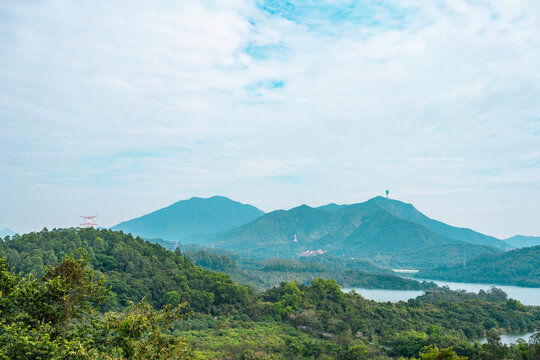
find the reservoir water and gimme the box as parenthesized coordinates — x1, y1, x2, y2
(343, 280, 540, 306)
(475, 332, 537, 345)
(343, 280, 539, 344)
(418, 279, 540, 306)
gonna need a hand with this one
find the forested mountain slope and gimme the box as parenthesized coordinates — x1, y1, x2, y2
(1, 228, 539, 359)
(417, 245, 540, 287)
(0, 227, 251, 312)
(366, 197, 510, 248)
(203, 200, 500, 267)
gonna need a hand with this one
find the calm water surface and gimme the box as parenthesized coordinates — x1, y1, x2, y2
(343, 281, 539, 342)
(476, 332, 537, 345)
(418, 279, 540, 306)
(343, 280, 540, 306)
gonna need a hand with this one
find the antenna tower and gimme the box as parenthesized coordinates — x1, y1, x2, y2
(80, 215, 98, 228)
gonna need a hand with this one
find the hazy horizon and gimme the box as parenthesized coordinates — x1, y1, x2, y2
(1, 1, 539, 238)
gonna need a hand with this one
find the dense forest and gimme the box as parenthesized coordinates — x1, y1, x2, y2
(1, 228, 539, 359)
(183, 249, 436, 291)
(417, 245, 540, 288)
(0, 228, 251, 313)
(0, 254, 192, 359)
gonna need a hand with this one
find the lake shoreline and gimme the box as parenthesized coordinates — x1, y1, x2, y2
(344, 279, 540, 306)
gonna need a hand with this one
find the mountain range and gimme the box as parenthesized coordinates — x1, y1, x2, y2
(112, 196, 264, 243)
(200, 197, 502, 267)
(112, 195, 514, 268)
(504, 235, 540, 248)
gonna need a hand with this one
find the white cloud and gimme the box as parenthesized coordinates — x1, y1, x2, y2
(0, 0, 539, 238)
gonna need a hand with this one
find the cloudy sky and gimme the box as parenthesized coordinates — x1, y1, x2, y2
(1, 0, 539, 238)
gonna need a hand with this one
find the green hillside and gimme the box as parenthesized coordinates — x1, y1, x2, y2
(367, 197, 510, 249)
(0, 228, 251, 313)
(317, 197, 510, 249)
(1, 228, 539, 359)
(202, 200, 500, 268)
(417, 245, 540, 287)
(183, 249, 435, 291)
(112, 196, 264, 242)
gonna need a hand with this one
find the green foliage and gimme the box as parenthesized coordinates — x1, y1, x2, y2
(201, 200, 500, 268)
(104, 301, 192, 359)
(0, 253, 107, 331)
(390, 330, 429, 358)
(165, 291, 183, 307)
(184, 250, 236, 273)
(187, 248, 433, 292)
(2, 228, 540, 360)
(272, 281, 302, 319)
(0, 228, 252, 313)
(345, 343, 369, 359)
(417, 345, 467, 360)
(417, 245, 540, 287)
(0, 253, 192, 359)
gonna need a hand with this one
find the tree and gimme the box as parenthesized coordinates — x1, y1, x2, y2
(418, 345, 468, 360)
(484, 328, 506, 360)
(0, 253, 192, 359)
(104, 301, 192, 359)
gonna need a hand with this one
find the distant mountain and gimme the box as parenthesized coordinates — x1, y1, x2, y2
(202, 199, 500, 268)
(416, 245, 540, 287)
(369, 196, 511, 249)
(112, 196, 264, 242)
(505, 235, 540, 248)
(0, 228, 16, 238)
(316, 203, 345, 211)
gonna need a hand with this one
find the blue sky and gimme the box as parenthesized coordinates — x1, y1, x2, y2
(0, 0, 539, 238)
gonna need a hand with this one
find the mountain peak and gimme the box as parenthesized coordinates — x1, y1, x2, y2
(368, 195, 413, 206)
(367, 196, 509, 249)
(202, 198, 501, 265)
(112, 196, 264, 241)
(185, 195, 237, 202)
(317, 203, 344, 211)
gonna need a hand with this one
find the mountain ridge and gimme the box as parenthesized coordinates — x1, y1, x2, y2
(310, 197, 510, 249)
(367, 196, 511, 249)
(201, 199, 500, 267)
(504, 235, 540, 248)
(111, 195, 509, 268)
(112, 195, 264, 242)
